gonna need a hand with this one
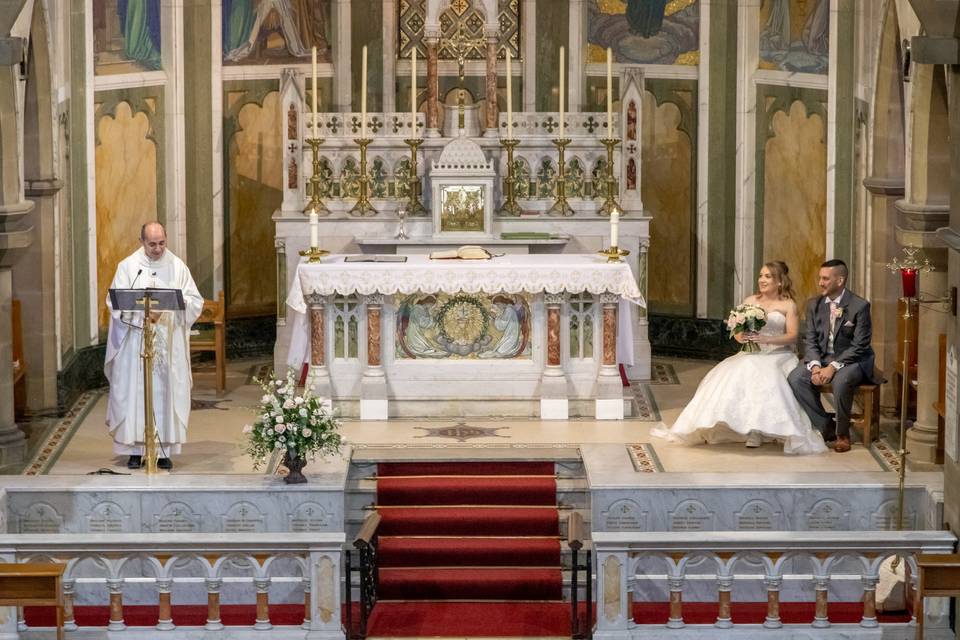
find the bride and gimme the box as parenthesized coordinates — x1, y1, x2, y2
(652, 261, 827, 455)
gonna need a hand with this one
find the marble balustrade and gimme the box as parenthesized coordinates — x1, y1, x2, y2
(593, 530, 957, 639)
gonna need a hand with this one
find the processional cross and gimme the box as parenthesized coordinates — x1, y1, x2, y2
(441, 22, 487, 131)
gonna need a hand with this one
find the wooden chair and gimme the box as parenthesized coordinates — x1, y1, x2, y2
(0, 562, 65, 640)
(190, 291, 226, 392)
(819, 368, 885, 446)
(11, 299, 26, 420)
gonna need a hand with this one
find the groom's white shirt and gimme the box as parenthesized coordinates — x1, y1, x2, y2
(806, 289, 846, 371)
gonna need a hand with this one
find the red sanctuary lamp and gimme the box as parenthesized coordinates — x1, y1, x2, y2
(900, 267, 918, 298)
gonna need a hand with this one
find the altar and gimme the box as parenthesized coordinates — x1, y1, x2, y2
(285, 254, 642, 420)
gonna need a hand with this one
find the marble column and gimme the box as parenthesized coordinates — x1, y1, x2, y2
(253, 578, 272, 630)
(361, 293, 388, 420)
(107, 578, 126, 631)
(483, 33, 499, 136)
(204, 578, 224, 630)
(305, 294, 333, 405)
(540, 293, 568, 420)
(425, 33, 441, 137)
(333, 0, 352, 112)
(156, 579, 175, 631)
(906, 261, 949, 462)
(763, 575, 782, 628)
(596, 292, 624, 420)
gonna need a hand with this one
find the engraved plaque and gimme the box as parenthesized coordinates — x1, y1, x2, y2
(155, 502, 200, 533)
(871, 500, 916, 530)
(20, 503, 62, 534)
(289, 502, 330, 532)
(87, 501, 130, 533)
(602, 499, 647, 531)
(735, 500, 780, 531)
(670, 500, 714, 531)
(223, 502, 265, 533)
(804, 499, 850, 531)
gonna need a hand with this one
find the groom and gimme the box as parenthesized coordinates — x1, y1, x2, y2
(788, 259, 877, 453)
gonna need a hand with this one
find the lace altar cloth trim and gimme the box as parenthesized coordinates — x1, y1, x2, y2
(286, 254, 645, 313)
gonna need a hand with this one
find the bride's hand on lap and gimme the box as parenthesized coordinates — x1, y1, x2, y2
(734, 332, 748, 344)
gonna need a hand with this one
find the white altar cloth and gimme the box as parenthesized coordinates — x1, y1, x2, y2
(286, 254, 644, 368)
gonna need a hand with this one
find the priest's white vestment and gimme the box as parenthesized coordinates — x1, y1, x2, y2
(104, 248, 204, 456)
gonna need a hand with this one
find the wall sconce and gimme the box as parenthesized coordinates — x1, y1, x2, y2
(887, 245, 957, 315)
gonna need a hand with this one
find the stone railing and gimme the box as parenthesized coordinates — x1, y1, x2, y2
(0, 532, 345, 639)
(593, 530, 957, 638)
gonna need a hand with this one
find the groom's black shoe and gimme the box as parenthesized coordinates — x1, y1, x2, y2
(127, 455, 142, 469)
(820, 419, 837, 443)
(157, 458, 173, 471)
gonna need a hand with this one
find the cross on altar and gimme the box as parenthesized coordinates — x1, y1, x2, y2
(441, 22, 487, 130)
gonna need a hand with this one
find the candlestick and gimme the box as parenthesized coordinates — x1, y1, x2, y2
(599, 137, 622, 216)
(411, 48, 417, 134)
(610, 207, 619, 248)
(597, 245, 629, 263)
(606, 47, 613, 139)
(506, 49, 513, 139)
(302, 132, 330, 218)
(361, 45, 368, 138)
(349, 137, 377, 216)
(499, 138, 522, 216)
(403, 137, 427, 217)
(547, 138, 574, 216)
(312, 46, 318, 132)
(559, 46, 565, 139)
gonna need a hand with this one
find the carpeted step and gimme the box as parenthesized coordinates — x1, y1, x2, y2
(365, 601, 584, 637)
(378, 567, 563, 600)
(377, 461, 555, 477)
(377, 475, 557, 506)
(378, 536, 561, 567)
(377, 506, 560, 536)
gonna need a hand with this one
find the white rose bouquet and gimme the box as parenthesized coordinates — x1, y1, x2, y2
(244, 369, 342, 483)
(725, 303, 767, 353)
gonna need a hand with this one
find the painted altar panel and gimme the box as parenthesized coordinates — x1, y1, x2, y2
(758, 0, 829, 74)
(642, 89, 694, 315)
(222, 0, 332, 65)
(762, 100, 826, 303)
(587, 0, 700, 66)
(227, 90, 282, 316)
(95, 100, 158, 331)
(396, 293, 532, 360)
(440, 186, 485, 233)
(94, 0, 162, 75)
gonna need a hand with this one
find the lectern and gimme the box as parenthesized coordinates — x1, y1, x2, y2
(108, 288, 185, 474)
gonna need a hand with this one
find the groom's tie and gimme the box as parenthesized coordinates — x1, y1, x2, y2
(827, 301, 838, 354)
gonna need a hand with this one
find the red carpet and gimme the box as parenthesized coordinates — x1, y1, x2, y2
(377, 461, 555, 476)
(378, 505, 560, 536)
(379, 536, 561, 566)
(377, 475, 558, 505)
(633, 602, 911, 625)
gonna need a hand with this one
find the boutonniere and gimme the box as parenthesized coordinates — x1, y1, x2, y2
(831, 306, 844, 320)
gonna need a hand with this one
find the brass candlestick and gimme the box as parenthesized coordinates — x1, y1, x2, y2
(598, 246, 629, 263)
(350, 138, 377, 217)
(303, 125, 330, 216)
(548, 138, 574, 216)
(498, 139, 523, 217)
(403, 138, 427, 216)
(599, 137, 621, 216)
(298, 247, 328, 263)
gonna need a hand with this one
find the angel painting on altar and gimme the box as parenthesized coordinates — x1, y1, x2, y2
(223, 0, 331, 65)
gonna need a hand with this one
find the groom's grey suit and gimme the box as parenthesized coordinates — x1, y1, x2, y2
(788, 290, 878, 440)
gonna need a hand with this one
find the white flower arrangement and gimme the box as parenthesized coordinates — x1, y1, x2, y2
(726, 303, 767, 353)
(243, 369, 342, 470)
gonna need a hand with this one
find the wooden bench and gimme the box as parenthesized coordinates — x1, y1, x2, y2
(190, 291, 226, 392)
(11, 299, 26, 419)
(0, 562, 65, 640)
(819, 369, 884, 445)
(914, 553, 960, 640)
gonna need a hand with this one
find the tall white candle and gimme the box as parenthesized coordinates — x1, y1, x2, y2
(309, 212, 319, 248)
(606, 47, 613, 139)
(506, 48, 513, 139)
(558, 46, 565, 139)
(312, 46, 319, 134)
(361, 45, 368, 138)
(411, 48, 417, 134)
(610, 207, 619, 248)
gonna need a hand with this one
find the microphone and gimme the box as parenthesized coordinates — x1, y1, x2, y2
(131, 269, 143, 287)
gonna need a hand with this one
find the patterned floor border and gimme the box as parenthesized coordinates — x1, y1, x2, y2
(648, 360, 680, 385)
(869, 438, 901, 473)
(350, 442, 584, 449)
(247, 363, 274, 386)
(22, 389, 104, 476)
(626, 443, 664, 473)
(631, 384, 661, 422)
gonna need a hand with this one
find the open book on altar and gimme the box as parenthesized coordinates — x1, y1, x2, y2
(428, 245, 497, 260)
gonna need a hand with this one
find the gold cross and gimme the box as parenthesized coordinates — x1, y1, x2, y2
(442, 22, 487, 83)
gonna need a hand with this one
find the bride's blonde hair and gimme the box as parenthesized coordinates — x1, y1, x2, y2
(762, 260, 796, 301)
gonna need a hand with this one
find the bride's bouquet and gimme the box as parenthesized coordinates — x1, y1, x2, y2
(726, 304, 767, 353)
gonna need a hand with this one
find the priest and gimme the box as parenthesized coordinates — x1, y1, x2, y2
(104, 222, 204, 470)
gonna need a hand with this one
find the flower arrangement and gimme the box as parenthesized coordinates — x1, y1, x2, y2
(244, 369, 342, 483)
(726, 303, 767, 353)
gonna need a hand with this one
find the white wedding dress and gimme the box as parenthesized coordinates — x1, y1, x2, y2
(652, 310, 827, 455)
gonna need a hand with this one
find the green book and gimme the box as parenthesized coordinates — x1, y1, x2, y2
(500, 232, 554, 240)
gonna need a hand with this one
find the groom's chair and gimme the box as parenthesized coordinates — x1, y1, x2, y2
(819, 370, 884, 445)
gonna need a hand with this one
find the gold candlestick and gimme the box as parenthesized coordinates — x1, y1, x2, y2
(350, 138, 377, 217)
(498, 139, 523, 217)
(403, 138, 427, 216)
(599, 137, 621, 217)
(548, 138, 574, 217)
(598, 246, 629, 263)
(298, 247, 328, 263)
(303, 129, 330, 217)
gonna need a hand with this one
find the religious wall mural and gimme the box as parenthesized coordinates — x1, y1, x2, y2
(222, 0, 331, 65)
(399, 0, 520, 60)
(396, 293, 532, 360)
(93, 0, 162, 75)
(440, 186, 484, 232)
(587, 0, 699, 66)
(758, 0, 829, 74)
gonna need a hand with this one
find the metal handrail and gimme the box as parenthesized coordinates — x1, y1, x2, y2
(568, 512, 592, 639)
(346, 512, 382, 639)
